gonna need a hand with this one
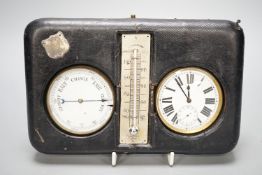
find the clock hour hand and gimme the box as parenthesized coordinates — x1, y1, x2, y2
(187, 85, 192, 103)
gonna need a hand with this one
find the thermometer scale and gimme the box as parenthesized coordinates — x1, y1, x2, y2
(119, 34, 151, 144)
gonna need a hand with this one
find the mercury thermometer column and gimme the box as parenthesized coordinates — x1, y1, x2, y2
(120, 34, 151, 144)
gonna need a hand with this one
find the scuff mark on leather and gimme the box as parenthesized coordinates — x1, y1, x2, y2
(35, 128, 45, 143)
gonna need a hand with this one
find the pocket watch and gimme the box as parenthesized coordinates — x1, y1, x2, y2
(156, 67, 223, 134)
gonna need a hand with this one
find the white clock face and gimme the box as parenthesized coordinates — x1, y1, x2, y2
(156, 67, 223, 134)
(46, 66, 114, 135)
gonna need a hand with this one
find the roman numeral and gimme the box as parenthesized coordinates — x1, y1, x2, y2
(187, 73, 194, 84)
(171, 113, 178, 123)
(203, 87, 213, 94)
(162, 97, 172, 103)
(205, 98, 215, 104)
(201, 106, 212, 117)
(163, 104, 174, 116)
(165, 86, 176, 92)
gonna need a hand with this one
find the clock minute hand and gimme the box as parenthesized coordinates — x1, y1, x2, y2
(175, 78, 188, 100)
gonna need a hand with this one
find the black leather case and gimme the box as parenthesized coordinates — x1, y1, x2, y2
(24, 18, 244, 154)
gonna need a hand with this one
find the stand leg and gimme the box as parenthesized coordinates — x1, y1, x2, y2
(112, 152, 117, 167)
(167, 152, 175, 167)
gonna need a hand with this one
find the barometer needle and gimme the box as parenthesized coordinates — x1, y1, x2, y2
(61, 99, 111, 104)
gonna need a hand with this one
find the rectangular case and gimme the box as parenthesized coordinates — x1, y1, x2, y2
(24, 18, 244, 154)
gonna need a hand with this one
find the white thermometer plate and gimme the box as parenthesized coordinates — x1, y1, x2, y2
(119, 34, 151, 144)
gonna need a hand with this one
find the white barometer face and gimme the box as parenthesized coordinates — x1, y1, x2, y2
(156, 67, 223, 134)
(46, 66, 114, 135)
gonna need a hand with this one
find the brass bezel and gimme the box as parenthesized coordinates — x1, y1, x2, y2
(155, 67, 223, 135)
(46, 65, 115, 136)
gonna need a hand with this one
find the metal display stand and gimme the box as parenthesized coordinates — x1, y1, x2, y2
(111, 152, 175, 167)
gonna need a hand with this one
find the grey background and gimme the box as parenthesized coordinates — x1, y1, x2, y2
(0, 0, 261, 174)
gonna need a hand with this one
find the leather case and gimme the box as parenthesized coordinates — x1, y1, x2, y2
(24, 18, 244, 154)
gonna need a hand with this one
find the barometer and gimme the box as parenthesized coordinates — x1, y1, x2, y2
(46, 66, 114, 135)
(24, 17, 244, 166)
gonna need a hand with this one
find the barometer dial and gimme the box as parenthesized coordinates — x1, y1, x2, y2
(46, 66, 114, 135)
(156, 67, 223, 134)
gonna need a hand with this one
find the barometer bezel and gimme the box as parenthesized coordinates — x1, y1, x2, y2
(45, 65, 115, 136)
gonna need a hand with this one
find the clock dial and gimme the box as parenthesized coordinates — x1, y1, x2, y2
(46, 66, 114, 135)
(156, 67, 223, 134)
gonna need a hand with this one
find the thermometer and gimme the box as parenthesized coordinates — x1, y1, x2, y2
(119, 34, 151, 144)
